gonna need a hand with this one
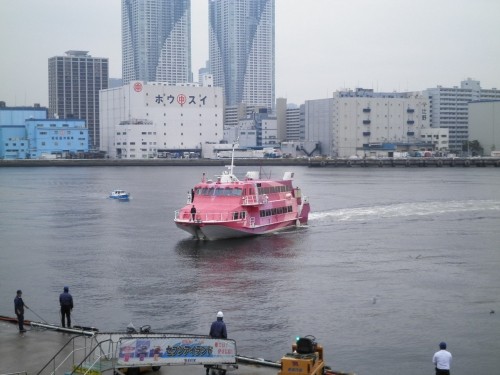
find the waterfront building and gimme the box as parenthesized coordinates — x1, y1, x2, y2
(48, 51, 108, 150)
(468, 100, 500, 156)
(24, 119, 89, 159)
(301, 89, 431, 158)
(286, 105, 305, 141)
(333, 89, 430, 158)
(209, 0, 275, 110)
(1, 105, 47, 159)
(276, 98, 287, 143)
(223, 108, 277, 148)
(275, 98, 305, 143)
(99, 79, 223, 159)
(122, 0, 191, 85)
(0, 105, 89, 159)
(424, 79, 500, 153)
(304, 98, 335, 156)
(420, 128, 449, 153)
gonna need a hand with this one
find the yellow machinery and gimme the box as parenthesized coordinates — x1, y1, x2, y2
(278, 336, 325, 375)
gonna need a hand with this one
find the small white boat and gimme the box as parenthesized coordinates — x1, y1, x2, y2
(109, 189, 130, 201)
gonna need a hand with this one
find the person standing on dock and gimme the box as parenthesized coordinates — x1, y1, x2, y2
(59, 286, 73, 328)
(209, 311, 227, 339)
(433, 341, 452, 375)
(14, 290, 27, 333)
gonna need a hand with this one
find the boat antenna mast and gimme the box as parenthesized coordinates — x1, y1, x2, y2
(229, 136, 239, 176)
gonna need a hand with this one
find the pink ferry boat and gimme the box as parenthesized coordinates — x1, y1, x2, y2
(174, 162, 310, 240)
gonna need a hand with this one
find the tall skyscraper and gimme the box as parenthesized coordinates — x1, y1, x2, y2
(48, 50, 108, 150)
(209, 0, 275, 110)
(122, 0, 191, 85)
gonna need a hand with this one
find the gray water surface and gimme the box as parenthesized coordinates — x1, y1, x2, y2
(1, 166, 499, 375)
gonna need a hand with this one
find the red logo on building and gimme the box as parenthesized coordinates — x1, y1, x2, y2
(177, 94, 187, 106)
(133, 82, 143, 92)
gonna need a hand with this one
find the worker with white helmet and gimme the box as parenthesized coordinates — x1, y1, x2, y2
(209, 311, 227, 339)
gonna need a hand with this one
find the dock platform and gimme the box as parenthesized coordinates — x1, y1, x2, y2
(0, 322, 279, 375)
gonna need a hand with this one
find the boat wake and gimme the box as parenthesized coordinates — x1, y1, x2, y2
(309, 199, 500, 222)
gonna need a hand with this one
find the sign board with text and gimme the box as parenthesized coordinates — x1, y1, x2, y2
(117, 337, 236, 366)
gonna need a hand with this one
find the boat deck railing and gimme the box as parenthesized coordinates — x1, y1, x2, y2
(175, 210, 244, 223)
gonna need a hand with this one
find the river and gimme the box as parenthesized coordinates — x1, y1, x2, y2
(1, 165, 499, 374)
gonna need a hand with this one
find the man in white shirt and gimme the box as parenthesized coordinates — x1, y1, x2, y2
(433, 341, 452, 375)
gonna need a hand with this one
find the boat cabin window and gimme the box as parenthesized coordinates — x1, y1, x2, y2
(259, 205, 292, 217)
(232, 211, 246, 220)
(196, 186, 243, 196)
(257, 185, 291, 195)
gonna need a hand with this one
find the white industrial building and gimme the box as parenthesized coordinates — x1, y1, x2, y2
(420, 128, 449, 152)
(99, 78, 223, 159)
(333, 89, 430, 157)
(302, 89, 431, 158)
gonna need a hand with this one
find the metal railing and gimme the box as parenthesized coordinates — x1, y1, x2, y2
(174, 210, 245, 223)
(37, 334, 96, 375)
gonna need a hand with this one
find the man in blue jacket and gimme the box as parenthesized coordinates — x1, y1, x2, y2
(209, 311, 227, 339)
(59, 286, 73, 328)
(14, 290, 27, 333)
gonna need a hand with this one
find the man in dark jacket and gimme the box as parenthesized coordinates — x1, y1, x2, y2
(59, 286, 73, 328)
(14, 290, 27, 333)
(209, 311, 227, 339)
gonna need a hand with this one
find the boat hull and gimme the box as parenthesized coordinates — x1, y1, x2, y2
(175, 214, 308, 241)
(110, 196, 129, 201)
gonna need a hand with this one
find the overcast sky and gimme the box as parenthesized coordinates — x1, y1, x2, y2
(1, 0, 499, 107)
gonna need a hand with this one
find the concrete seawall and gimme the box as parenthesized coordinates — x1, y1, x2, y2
(0, 158, 310, 167)
(308, 157, 500, 168)
(1, 157, 499, 168)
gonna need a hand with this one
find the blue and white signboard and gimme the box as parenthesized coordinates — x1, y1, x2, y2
(117, 337, 236, 366)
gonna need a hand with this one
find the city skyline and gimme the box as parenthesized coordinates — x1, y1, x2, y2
(1, 0, 499, 108)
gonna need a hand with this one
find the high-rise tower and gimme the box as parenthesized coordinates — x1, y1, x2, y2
(48, 50, 108, 150)
(122, 0, 191, 85)
(209, 0, 275, 110)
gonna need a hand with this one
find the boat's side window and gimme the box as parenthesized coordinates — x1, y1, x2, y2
(208, 187, 215, 196)
(224, 188, 232, 196)
(233, 188, 242, 196)
(240, 211, 246, 219)
(233, 212, 238, 220)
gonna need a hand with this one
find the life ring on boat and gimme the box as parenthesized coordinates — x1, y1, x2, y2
(437, 160, 443, 167)
(464, 160, 471, 167)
